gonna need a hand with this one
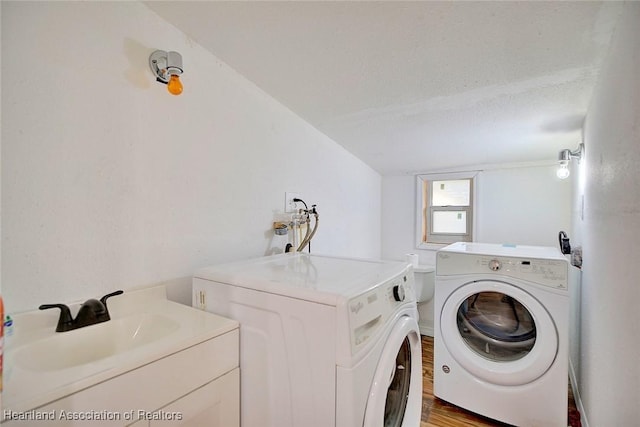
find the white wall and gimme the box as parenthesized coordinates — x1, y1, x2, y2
(568, 151, 585, 411)
(576, 2, 640, 425)
(382, 164, 572, 265)
(1, 2, 381, 313)
(0, 0, 3, 297)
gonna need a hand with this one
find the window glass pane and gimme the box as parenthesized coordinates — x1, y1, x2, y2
(432, 180, 470, 206)
(433, 211, 467, 234)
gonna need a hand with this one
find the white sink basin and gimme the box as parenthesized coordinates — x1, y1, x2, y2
(15, 313, 179, 371)
(3, 285, 239, 415)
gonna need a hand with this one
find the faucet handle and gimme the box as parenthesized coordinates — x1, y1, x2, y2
(39, 303, 74, 332)
(99, 290, 124, 307)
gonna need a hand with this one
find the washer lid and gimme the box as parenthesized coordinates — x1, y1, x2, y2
(194, 253, 410, 305)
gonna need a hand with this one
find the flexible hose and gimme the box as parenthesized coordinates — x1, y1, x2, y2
(306, 213, 319, 245)
(297, 212, 319, 252)
(297, 212, 311, 252)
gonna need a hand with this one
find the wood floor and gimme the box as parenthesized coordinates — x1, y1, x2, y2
(419, 336, 579, 427)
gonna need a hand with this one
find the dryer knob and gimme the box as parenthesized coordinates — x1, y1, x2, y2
(392, 285, 405, 302)
(489, 259, 501, 271)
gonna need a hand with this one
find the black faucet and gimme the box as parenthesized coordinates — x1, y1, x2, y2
(39, 290, 124, 332)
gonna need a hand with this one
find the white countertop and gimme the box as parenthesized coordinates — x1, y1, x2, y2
(2, 285, 238, 415)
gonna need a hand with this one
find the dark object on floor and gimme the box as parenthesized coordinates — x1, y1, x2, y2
(569, 406, 582, 427)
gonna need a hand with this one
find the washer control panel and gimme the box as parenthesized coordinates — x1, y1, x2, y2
(347, 270, 414, 353)
(437, 252, 568, 290)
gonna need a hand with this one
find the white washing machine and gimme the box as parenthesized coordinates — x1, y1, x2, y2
(434, 242, 569, 427)
(192, 253, 422, 427)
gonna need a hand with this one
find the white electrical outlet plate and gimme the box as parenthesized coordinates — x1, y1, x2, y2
(285, 192, 300, 213)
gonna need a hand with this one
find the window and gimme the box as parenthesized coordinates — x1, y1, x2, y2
(416, 172, 477, 247)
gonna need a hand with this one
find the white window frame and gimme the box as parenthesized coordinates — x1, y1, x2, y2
(416, 171, 478, 249)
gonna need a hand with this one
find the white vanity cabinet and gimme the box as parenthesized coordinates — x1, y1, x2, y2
(4, 329, 239, 427)
(2, 286, 240, 427)
(145, 368, 239, 427)
(49, 329, 238, 427)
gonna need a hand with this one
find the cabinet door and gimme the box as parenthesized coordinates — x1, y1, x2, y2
(150, 368, 239, 427)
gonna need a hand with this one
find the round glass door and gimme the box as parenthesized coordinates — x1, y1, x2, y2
(384, 337, 411, 427)
(457, 291, 536, 362)
(440, 280, 558, 386)
(363, 316, 422, 427)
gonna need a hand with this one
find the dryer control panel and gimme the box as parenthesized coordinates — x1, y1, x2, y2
(437, 252, 568, 290)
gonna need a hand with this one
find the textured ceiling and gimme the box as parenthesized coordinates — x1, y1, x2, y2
(146, 1, 623, 175)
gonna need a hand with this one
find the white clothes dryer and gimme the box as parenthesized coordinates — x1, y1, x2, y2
(434, 242, 569, 427)
(193, 253, 422, 427)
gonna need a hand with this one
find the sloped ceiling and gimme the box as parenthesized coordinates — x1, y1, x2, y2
(145, 1, 622, 175)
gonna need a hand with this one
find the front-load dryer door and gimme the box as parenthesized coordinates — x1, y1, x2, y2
(440, 280, 557, 386)
(363, 316, 422, 427)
